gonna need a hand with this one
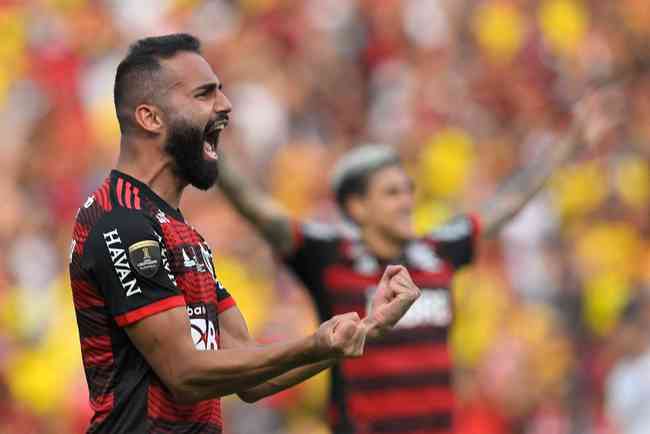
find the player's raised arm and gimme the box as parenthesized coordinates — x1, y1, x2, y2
(216, 306, 361, 403)
(217, 156, 296, 255)
(476, 88, 621, 239)
(126, 305, 366, 405)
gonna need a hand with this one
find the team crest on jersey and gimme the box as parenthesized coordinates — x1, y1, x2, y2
(128, 240, 161, 279)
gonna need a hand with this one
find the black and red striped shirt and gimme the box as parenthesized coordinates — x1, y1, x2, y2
(284, 215, 481, 434)
(69, 170, 235, 433)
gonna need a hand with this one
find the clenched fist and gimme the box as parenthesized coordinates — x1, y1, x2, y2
(315, 312, 367, 358)
(362, 265, 421, 338)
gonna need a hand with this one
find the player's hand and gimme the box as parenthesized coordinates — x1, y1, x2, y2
(362, 265, 421, 338)
(315, 312, 367, 358)
(573, 85, 625, 152)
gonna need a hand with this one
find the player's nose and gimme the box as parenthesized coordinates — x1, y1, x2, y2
(214, 90, 232, 115)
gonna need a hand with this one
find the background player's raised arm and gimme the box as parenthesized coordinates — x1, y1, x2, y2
(217, 157, 296, 256)
(476, 88, 621, 238)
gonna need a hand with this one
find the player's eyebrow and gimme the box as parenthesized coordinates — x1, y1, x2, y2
(192, 81, 222, 95)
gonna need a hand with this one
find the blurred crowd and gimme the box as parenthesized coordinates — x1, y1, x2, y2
(0, 0, 648, 433)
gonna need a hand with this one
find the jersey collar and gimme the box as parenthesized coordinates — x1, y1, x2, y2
(110, 170, 185, 221)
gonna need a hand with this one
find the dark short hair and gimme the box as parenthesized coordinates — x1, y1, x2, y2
(114, 33, 202, 133)
(331, 145, 401, 217)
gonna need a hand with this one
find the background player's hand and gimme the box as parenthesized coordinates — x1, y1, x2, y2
(573, 85, 625, 153)
(363, 265, 421, 338)
(315, 312, 367, 358)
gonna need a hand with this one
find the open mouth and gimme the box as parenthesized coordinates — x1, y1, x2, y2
(203, 117, 228, 160)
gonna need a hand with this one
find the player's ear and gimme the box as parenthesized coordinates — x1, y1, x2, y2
(134, 104, 164, 134)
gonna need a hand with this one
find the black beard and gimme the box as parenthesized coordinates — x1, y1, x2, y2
(164, 117, 218, 190)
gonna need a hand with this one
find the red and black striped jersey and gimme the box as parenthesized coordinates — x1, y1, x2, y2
(69, 170, 235, 434)
(284, 215, 481, 434)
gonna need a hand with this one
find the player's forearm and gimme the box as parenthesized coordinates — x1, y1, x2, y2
(217, 157, 295, 254)
(477, 127, 580, 239)
(175, 334, 329, 403)
(237, 359, 336, 403)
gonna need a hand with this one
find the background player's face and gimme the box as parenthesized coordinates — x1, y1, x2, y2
(160, 52, 231, 190)
(355, 165, 416, 243)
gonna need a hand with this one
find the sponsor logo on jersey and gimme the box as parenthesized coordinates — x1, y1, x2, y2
(128, 240, 161, 279)
(182, 246, 207, 273)
(395, 288, 451, 328)
(182, 247, 197, 269)
(199, 242, 216, 280)
(103, 229, 142, 296)
(155, 210, 170, 224)
(191, 246, 206, 273)
(187, 303, 217, 350)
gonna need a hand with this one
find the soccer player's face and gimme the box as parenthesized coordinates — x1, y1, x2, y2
(359, 165, 416, 243)
(161, 52, 231, 190)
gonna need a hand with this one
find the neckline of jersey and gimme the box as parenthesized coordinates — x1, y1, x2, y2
(110, 169, 185, 221)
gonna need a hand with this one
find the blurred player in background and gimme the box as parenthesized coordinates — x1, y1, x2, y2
(69, 33, 420, 434)
(217, 90, 615, 433)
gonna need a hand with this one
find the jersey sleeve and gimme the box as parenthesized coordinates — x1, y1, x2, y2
(214, 276, 236, 314)
(199, 240, 237, 314)
(282, 220, 341, 297)
(426, 213, 481, 269)
(85, 211, 185, 327)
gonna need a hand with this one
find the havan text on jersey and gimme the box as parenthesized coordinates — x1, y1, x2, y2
(103, 228, 142, 297)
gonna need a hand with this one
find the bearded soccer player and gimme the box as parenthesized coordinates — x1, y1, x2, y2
(217, 90, 614, 431)
(69, 34, 421, 433)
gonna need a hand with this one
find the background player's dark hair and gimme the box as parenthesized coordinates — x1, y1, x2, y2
(114, 33, 202, 133)
(331, 145, 401, 221)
